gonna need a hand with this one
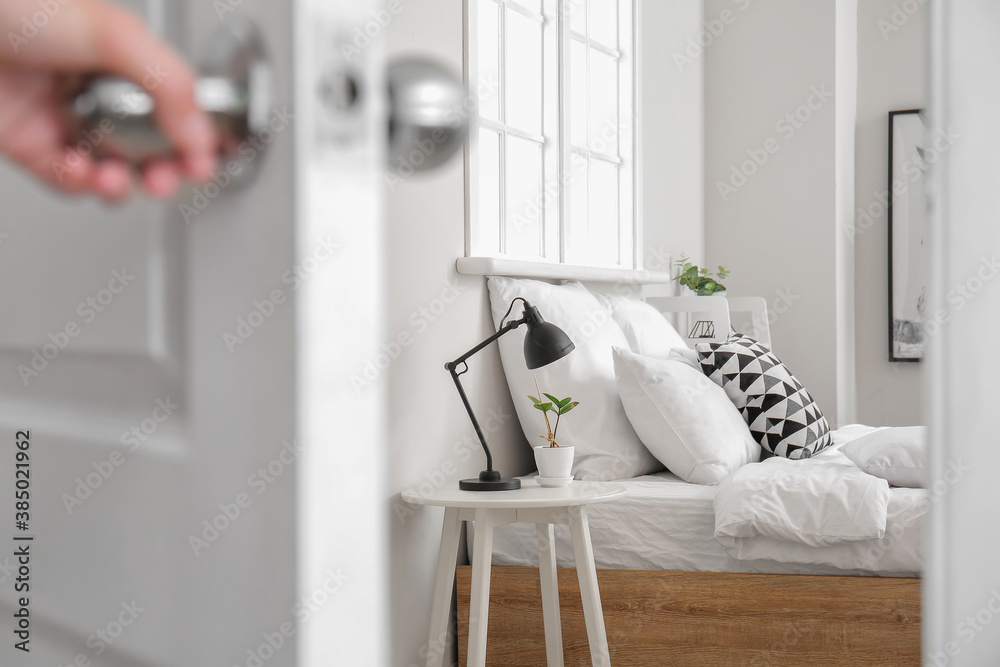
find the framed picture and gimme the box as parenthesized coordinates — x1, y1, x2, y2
(888, 109, 927, 362)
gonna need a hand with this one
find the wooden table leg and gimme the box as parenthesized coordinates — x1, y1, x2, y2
(426, 507, 463, 667)
(467, 508, 496, 667)
(536, 522, 564, 666)
(569, 506, 611, 667)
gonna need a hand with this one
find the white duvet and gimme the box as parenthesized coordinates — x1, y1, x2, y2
(481, 425, 924, 575)
(715, 457, 890, 549)
(713, 425, 924, 569)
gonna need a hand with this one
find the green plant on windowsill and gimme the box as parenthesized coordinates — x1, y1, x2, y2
(673, 253, 730, 296)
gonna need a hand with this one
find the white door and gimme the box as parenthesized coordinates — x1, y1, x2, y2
(926, 1, 1000, 663)
(0, 1, 388, 665)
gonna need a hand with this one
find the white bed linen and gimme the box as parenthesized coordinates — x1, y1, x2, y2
(715, 457, 891, 548)
(476, 425, 924, 576)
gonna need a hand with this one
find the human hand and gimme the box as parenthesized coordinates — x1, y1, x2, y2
(0, 0, 219, 200)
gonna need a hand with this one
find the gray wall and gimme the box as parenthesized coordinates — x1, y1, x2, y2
(702, 0, 853, 425)
(854, 0, 927, 425)
(649, 0, 926, 429)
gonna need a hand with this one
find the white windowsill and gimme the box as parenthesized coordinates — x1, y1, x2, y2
(456, 257, 673, 285)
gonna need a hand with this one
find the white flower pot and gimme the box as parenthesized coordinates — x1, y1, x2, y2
(533, 445, 575, 480)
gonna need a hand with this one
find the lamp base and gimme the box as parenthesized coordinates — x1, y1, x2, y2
(459, 478, 521, 491)
(459, 470, 521, 491)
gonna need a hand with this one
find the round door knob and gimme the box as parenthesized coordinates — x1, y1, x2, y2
(67, 18, 271, 174)
(387, 59, 468, 172)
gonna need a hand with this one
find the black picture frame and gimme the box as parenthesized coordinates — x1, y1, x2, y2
(888, 109, 926, 362)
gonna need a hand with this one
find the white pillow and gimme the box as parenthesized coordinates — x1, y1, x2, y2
(667, 346, 701, 371)
(612, 347, 760, 485)
(487, 277, 662, 480)
(841, 426, 925, 488)
(595, 294, 688, 359)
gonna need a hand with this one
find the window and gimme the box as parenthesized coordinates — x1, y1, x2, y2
(466, 0, 636, 268)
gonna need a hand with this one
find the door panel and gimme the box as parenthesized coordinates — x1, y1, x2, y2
(0, 202, 157, 354)
(0, 1, 300, 666)
(0, 135, 189, 667)
(0, 0, 391, 663)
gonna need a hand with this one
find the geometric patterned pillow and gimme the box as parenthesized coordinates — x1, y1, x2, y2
(695, 333, 833, 459)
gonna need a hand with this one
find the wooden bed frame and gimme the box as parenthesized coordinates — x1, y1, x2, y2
(456, 566, 920, 666)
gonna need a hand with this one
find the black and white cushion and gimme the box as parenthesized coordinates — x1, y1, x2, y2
(695, 334, 832, 459)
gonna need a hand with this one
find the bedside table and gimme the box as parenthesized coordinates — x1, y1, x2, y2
(401, 479, 627, 667)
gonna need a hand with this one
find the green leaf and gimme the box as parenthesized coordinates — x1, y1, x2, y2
(533, 402, 553, 412)
(528, 395, 541, 404)
(545, 394, 571, 408)
(558, 401, 579, 415)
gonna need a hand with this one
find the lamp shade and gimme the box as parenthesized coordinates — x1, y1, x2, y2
(521, 305, 575, 369)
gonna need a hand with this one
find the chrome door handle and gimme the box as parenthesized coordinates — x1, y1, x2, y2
(67, 18, 271, 171)
(68, 20, 467, 178)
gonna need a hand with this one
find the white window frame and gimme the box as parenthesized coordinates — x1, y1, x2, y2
(464, 0, 640, 270)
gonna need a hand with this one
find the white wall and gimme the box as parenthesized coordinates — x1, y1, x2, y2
(703, 0, 856, 426)
(384, 1, 701, 664)
(835, 0, 858, 426)
(854, 0, 927, 426)
(384, 3, 527, 665)
(640, 0, 704, 274)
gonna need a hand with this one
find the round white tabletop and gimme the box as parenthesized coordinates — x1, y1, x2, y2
(400, 478, 626, 509)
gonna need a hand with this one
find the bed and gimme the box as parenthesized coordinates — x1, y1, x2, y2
(472, 426, 924, 577)
(457, 430, 924, 665)
(448, 265, 923, 665)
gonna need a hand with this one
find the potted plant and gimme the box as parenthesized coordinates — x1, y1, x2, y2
(528, 376, 579, 485)
(673, 253, 730, 296)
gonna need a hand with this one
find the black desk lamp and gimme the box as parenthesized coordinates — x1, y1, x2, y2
(445, 297, 575, 491)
